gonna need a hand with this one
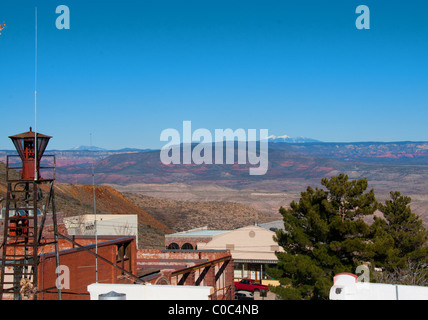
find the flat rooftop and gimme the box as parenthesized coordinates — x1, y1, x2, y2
(166, 229, 229, 237)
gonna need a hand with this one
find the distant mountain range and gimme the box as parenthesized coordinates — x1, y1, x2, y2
(267, 134, 322, 143)
(3, 139, 428, 193)
(37, 140, 428, 195)
(70, 146, 152, 152)
(3, 139, 428, 226)
(70, 145, 107, 151)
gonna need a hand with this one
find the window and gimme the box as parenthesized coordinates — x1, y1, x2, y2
(167, 243, 179, 249)
(181, 243, 193, 250)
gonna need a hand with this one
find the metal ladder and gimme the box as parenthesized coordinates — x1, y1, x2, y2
(0, 181, 39, 300)
(0, 180, 60, 300)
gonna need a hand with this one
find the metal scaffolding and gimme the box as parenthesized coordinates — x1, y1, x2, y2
(0, 129, 61, 300)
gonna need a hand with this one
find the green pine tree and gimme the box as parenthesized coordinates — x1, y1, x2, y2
(270, 175, 428, 299)
(372, 191, 428, 270)
(270, 174, 377, 300)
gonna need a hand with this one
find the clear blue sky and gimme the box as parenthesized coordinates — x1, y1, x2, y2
(1, 0, 428, 150)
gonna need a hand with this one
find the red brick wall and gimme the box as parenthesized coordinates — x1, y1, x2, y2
(137, 249, 230, 261)
(37, 237, 137, 300)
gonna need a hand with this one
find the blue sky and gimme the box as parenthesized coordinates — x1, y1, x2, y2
(0, 0, 428, 150)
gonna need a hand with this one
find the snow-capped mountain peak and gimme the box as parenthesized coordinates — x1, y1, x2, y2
(268, 134, 321, 143)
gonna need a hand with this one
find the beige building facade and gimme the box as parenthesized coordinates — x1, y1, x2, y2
(195, 225, 283, 282)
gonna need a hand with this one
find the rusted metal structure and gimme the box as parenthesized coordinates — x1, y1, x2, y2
(170, 254, 234, 300)
(0, 128, 61, 300)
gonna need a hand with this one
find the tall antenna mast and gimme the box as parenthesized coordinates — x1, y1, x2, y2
(90, 133, 98, 283)
(34, 7, 38, 181)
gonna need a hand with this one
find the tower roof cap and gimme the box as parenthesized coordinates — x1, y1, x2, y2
(9, 127, 52, 139)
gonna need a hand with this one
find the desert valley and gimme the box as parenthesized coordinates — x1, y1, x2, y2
(2, 139, 428, 250)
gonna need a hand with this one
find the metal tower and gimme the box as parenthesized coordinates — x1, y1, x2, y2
(0, 128, 61, 300)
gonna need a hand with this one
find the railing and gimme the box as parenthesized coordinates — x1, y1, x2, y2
(6, 155, 56, 181)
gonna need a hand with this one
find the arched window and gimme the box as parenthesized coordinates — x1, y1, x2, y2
(155, 277, 170, 285)
(181, 243, 193, 250)
(167, 243, 179, 249)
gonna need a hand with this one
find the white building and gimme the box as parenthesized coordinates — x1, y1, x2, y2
(64, 214, 139, 247)
(87, 283, 214, 300)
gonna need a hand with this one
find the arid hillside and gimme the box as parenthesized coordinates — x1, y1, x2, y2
(53, 183, 173, 233)
(1, 161, 282, 247)
(124, 192, 279, 232)
(0, 161, 173, 248)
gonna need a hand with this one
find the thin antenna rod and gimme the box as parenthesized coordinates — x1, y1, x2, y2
(90, 133, 98, 283)
(34, 7, 38, 181)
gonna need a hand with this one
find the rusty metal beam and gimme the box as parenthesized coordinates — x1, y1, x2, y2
(195, 266, 210, 286)
(171, 255, 231, 277)
(215, 259, 230, 282)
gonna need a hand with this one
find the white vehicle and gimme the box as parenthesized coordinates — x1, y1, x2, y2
(235, 290, 254, 300)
